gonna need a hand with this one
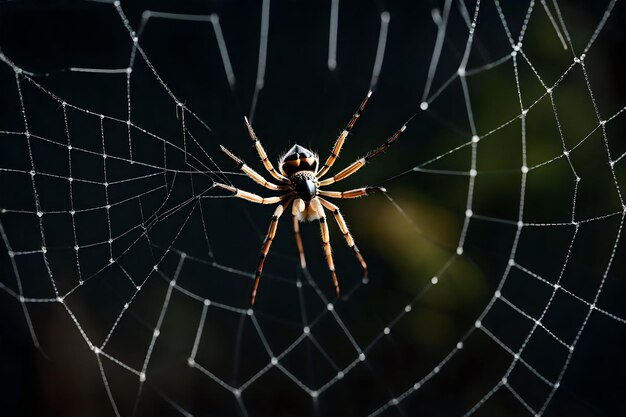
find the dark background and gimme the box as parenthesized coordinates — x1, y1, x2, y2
(1, 0, 625, 416)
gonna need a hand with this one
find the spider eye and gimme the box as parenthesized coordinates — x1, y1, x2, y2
(280, 145, 318, 176)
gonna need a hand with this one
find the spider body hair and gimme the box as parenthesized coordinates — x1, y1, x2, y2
(294, 196, 324, 222)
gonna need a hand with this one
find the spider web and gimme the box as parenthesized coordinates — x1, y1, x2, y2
(1, 0, 625, 416)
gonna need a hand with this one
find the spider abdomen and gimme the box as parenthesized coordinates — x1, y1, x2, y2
(291, 171, 317, 202)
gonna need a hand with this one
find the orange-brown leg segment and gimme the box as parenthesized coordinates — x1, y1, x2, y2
(213, 182, 290, 204)
(319, 158, 366, 186)
(219, 145, 288, 191)
(317, 90, 372, 179)
(363, 123, 407, 161)
(318, 198, 368, 277)
(292, 201, 307, 268)
(251, 198, 293, 305)
(319, 207, 340, 296)
(319, 187, 386, 199)
(243, 117, 289, 183)
(318, 123, 408, 186)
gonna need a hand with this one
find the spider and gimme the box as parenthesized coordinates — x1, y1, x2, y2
(214, 91, 408, 304)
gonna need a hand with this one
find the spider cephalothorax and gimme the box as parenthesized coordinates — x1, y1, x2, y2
(291, 170, 317, 203)
(214, 90, 408, 304)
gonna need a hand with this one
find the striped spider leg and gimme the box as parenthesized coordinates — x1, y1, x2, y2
(251, 197, 294, 305)
(317, 122, 407, 186)
(316, 90, 373, 178)
(213, 177, 293, 304)
(244, 116, 289, 183)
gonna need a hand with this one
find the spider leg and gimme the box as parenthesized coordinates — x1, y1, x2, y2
(318, 197, 368, 277)
(319, 187, 386, 199)
(213, 182, 291, 204)
(292, 199, 307, 268)
(317, 90, 372, 179)
(244, 116, 290, 183)
(220, 145, 288, 191)
(251, 198, 293, 305)
(318, 123, 407, 186)
(318, 159, 366, 186)
(315, 200, 340, 296)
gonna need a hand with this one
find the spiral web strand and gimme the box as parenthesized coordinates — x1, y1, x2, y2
(1, 0, 625, 416)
